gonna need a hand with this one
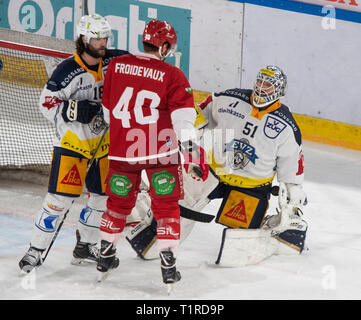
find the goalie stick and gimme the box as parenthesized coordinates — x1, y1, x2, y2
(41, 124, 109, 263)
(178, 185, 280, 224)
(179, 205, 215, 223)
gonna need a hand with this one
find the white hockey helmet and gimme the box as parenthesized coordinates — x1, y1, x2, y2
(76, 14, 112, 44)
(252, 65, 287, 108)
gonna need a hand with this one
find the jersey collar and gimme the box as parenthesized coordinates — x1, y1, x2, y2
(74, 53, 103, 82)
(250, 93, 281, 120)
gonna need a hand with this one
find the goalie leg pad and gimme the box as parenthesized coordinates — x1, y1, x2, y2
(126, 211, 197, 260)
(272, 218, 308, 254)
(126, 190, 151, 226)
(126, 210, 158, 260)
(216, 228, 279, 267)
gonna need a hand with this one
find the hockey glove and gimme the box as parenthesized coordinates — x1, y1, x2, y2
(181, 140, 209, 181)
(62, 99, 101, 124)
(278, 182, 307, 209)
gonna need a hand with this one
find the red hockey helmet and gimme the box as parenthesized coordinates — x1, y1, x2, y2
(142, 20, 177, 58)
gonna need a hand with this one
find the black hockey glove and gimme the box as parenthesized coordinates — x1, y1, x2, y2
(62, 99, 101, 124)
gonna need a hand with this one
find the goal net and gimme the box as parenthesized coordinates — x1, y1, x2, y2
(0, 40, 71, 181)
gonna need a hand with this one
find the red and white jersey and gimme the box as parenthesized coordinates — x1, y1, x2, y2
(102, 53, 196, 163)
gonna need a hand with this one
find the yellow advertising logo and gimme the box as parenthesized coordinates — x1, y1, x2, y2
(61, 164, 82, 186)
(56, 155, 86, 195)
(217, 190, 260, 229)
(224, 200, 247, 224)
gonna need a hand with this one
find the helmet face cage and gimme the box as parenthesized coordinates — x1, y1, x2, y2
(76, 14, 112, 44)
(252, 66, 287, 108)
(143, 20, 177, 58)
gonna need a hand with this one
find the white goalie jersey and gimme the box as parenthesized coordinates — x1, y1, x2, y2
(197, 88, 304, 188)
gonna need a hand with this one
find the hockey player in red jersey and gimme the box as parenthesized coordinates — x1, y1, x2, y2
(97, 20, 208, 286)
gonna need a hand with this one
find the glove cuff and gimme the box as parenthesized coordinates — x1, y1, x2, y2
(66, 100, 78, 121)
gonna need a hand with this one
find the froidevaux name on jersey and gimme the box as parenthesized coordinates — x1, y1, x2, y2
(114, 63, 165, 82)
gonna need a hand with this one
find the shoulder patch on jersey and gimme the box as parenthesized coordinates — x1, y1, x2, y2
(214, 88, 252, 104)
(47, 57, 86, 90)
(270, 104, 302, 146)
(263, 115, 287, 139)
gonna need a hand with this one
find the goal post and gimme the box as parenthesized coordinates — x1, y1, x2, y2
(0, 37, 72, 183)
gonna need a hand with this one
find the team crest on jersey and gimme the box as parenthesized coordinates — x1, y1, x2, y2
(89, 114, 107, 135)
(264, 116, 287, 139)
(225, 138, 258, 169)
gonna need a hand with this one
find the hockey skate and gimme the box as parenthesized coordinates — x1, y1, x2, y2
(96, 240, 119, 282)
(159, 250, 181, 294)
(71, 229, 99, 265)
(19, 246, 44, 274)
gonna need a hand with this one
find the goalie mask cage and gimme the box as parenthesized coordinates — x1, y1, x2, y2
(0, 40, 71, 180)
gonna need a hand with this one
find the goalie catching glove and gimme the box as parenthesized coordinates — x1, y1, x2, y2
(180, 140, 209, 181)
(62, 99, 101, 124)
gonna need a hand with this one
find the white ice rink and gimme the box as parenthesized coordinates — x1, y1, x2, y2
(0, 140, 361, 301)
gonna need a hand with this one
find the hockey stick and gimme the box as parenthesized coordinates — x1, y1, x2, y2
(179, 205, 215, 223)
(41, 125, 109, 263)
(41, 208, 70, 263)
(86, 124, 109, 174)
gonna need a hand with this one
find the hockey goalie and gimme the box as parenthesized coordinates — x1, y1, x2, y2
(126, 65, 308, 267)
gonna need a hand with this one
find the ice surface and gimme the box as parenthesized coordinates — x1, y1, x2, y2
(0, 140, 361, 301)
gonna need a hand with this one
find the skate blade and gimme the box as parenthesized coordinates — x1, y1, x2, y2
(19, 266, 37, 277)
(96, 268, 115, 283)
(167, 283, 174, 295)
(71, 257, 96, 266)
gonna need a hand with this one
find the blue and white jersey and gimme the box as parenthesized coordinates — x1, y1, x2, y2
(197, 88, 304, 188)
(39, 49, 129, 159)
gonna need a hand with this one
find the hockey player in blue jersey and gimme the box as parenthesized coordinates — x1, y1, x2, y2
(126, 65, 308, 266)
(19, 14, 130, 273)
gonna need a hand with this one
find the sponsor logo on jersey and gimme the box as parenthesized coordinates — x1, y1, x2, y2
(42, 96, 63, 110)
(79, 207, 91, 224)
(296, 150, 305, 175)
(224, 200, 247, 224)
(225, 139, 258, 165)
(218, 107, 245, 119)
(37, 210, 58, 232)
(46, 203, 64, 212)
(152, 170, 176, 195)
(264, 115, 287, 139)
(157, 226, 180, 238)
(60, 67, 84, 87)
(60, 164, 82, 186)
(77, 83, 93, 91)
(109, 174, 133, 197)
(100, 218, 122, 233)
